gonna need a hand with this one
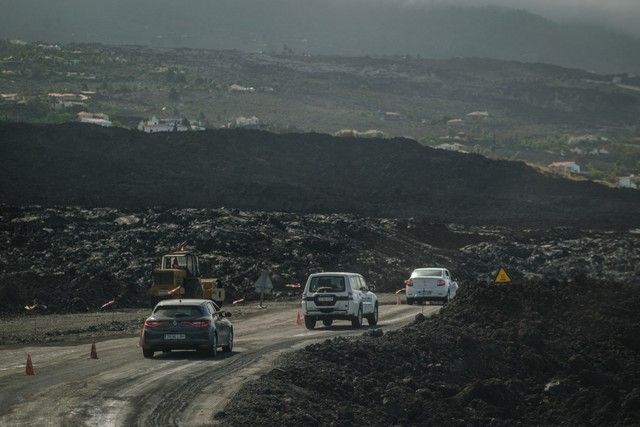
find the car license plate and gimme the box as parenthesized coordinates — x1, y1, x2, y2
(164, 334, 186, 340)
(318, 296, 333, 302)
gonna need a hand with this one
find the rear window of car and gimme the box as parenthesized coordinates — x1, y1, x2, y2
(411, 269, 443, 278)
(309, 276, 346, 292)
(154, 305, 204, 317)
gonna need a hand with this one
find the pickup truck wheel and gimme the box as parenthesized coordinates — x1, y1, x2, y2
(142, 349, 154, 358)
(351, 306, 363, 328)
(322, 319, 333, 327)
(367, 303, 379, 326)
(304, 316, 316, 330)
(406, 298, 414, 306)
(208, 334, 218, 358)
(222, 330, 233, 353)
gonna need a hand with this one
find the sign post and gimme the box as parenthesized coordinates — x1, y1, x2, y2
(254, 270, 273, 308)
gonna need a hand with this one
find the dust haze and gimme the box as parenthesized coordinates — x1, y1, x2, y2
(415, 0, 640, 36)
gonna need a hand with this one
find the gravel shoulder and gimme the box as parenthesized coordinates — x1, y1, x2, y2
(0, 301, 428, 425)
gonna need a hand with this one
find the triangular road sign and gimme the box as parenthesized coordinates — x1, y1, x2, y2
(494, 267, 512, 284)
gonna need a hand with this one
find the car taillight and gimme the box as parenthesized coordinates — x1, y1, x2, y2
(405, 278, 413, 287)
(144, 320, 167, 329)
(437, 279, 446, 286)
(183, 320, 209, 327)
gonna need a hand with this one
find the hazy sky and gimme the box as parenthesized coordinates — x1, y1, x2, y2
(409, 0, 640, 36)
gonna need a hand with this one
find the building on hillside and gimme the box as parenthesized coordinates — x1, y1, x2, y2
(228, 84, 255, 93)
(466, 111, 489, 119)
(138, 116, 191, 133)
(334, 129, 386, 139)
(436, 143, 467, 152)
(230, 116, 261, 128)
(1, 93, 18, 101)
(48, 92, 89, 110)
(382, 111, 401, 121)
(568, 134, 600, 145)
(548, 161, 581, 174)
(618, 175, 639, 189)
(77, 111, 112, 127)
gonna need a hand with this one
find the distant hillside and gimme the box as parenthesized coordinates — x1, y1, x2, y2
(1, 122, 638, 228)
(0, 1, 639, 73)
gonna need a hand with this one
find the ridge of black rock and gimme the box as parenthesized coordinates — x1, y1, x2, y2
(222, 277, 640, 426)
(2, 206, 639, 314)
(1, 122, 639, 228)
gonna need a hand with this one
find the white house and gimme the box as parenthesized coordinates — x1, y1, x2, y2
(228, 84, 255, 93)
(77, 112, 112, 127)
(548, 161, 581, 174)
(436, 143, 467, 152)
(231, 116, 260, 128)
(383, 111, 401, 121)
(48, 92, 90, 110)
(138, 116, 190, 133)
(618, 175, 639, 189)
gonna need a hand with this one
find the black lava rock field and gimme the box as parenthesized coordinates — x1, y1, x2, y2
(1, 205, 639, 314)
(1, 122, 640, 228)
(222, 277, 640, 426)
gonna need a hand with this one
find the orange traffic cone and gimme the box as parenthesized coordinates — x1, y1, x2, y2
(25, 353, 35, 376)
(89, 343, 99, 359)
(295, 309, 303, 326)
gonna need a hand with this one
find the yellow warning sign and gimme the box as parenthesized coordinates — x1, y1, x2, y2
(494, 267, 512, 284)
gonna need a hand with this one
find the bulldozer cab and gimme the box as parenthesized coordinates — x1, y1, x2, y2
(149, 249, 225, 305)
(161, 252, 199, 277)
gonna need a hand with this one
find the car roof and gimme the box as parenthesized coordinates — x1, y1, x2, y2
(309, 272, 361, 277)
(155, 299, 208, 306)
(413, 267, 445, 271)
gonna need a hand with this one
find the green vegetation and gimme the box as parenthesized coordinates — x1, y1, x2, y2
(0, 39, 639, 183)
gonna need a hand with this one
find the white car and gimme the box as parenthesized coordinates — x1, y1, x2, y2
(405, 267, 458, 305)
(301, 272, 378, 329)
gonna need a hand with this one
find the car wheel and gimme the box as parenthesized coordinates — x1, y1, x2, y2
(222, 330, 233, 353)
(367, 303, 379, 326)
(407, 298, 414, 306)
(443, 292, 450, 305)
(208, 334, 218, 357)
(304, 316, 316, 330)
(142, 348, 154, 358)
(322, 319, 333, 327)
(351, 306, 363, 328)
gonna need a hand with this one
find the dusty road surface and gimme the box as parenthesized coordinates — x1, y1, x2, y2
(0, 302, 435, 426)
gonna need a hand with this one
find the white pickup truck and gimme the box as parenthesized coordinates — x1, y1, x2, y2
(405, 267, 458, 305)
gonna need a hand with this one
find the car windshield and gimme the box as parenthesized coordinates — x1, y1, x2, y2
(309, 276, 346, 292)
(412, 269, 443, 278)
(154, 305, 203, 318)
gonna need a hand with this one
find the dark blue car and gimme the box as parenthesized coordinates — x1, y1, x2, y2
(141, 299, 233, 358)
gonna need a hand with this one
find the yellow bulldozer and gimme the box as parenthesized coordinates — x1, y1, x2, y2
(148, 246, 225, 305)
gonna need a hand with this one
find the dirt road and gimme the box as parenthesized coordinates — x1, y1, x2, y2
(0, 303, 435, 426)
